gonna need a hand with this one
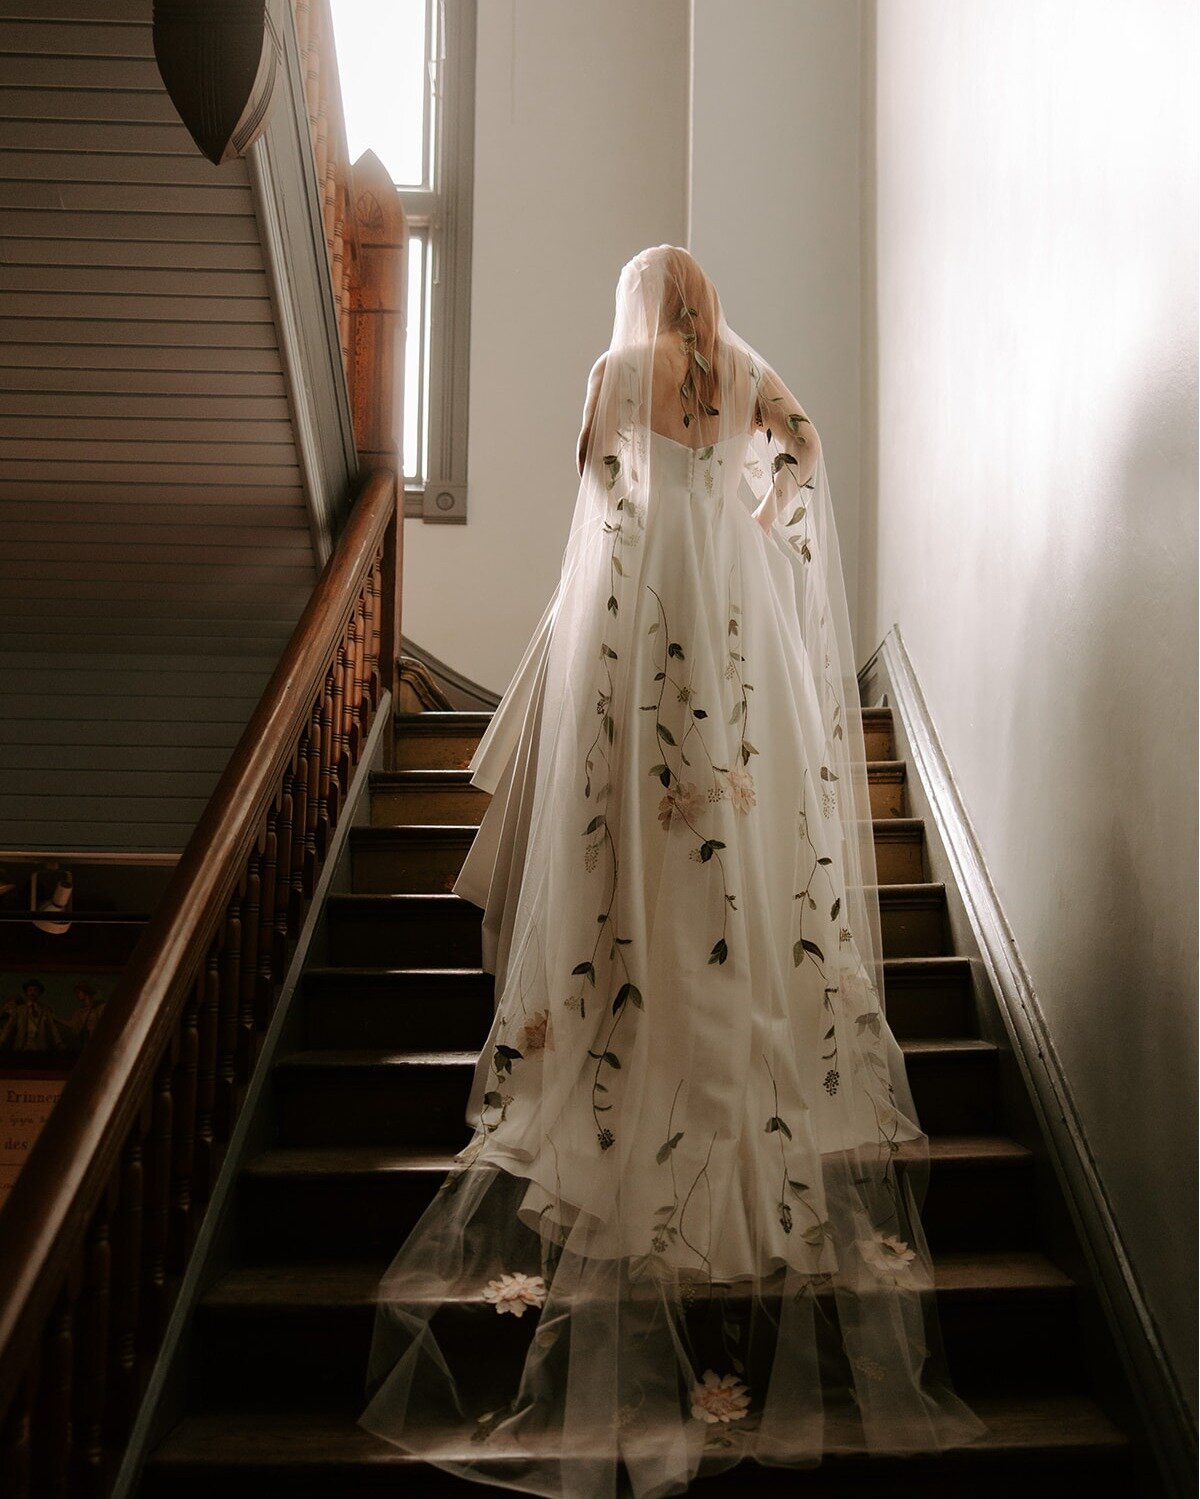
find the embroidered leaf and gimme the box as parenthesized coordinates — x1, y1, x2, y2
(607, 595, 618, 614)
(784, 506, 807, 525)
(655, 1130, 685, 1164)
(788, 1179, 810, 1196)
(584, 815, 606, 834)
(765, 1115, 792, 1139)
(602, 1051, 621, 1069)
(612, 983, 643, 1014)
(601, 644, 618, 659)
(694, 350, 711, 374)
(483, 1091, 503, 1107)
(818, 856, 832, 866)
(572, 961, 596, 983)
(700, 401, 719, 417)
(786, 412, 809, 435)
(795, 938, 825, 964)
(772, 451, 798, 474)
(667, 642, 685, 659)
(657, 724, 676, 746)
(692, 708, 708, 719)
(698, 446, 714, 460)
(830, 897, 841, 921)
(820, 765, 839, 782)
(709, 938, 729, 965)
(648, 620, 660, 634)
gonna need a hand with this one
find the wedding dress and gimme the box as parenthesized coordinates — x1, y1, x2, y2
(359, 246, 985, 1497)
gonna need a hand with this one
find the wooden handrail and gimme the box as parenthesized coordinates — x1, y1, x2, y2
(0, 470, 399, 1494)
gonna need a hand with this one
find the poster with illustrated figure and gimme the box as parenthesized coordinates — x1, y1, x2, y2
(0, 971, 113, 1061)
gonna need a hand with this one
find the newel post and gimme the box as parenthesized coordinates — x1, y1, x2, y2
(348, 149, 407, 762)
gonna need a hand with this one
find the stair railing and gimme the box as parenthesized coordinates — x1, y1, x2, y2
(0, 470, 401, 1497)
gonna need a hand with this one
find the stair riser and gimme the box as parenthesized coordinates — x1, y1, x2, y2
(352, 829, 927, 894)
(271, 1050, 998, 1148)
(873, 836, 925, 884)
(862, 720, 895, 762)
(238, 1158, 1037, 1262)
(369, 777, 905, 828)
(392, 733, 483, 771)
(192, 1290, 1079, 1409)
(274, 1068, 474, 1148)
(881, 978, 973, 1040)
(303, 978, 969, 1050)
(868, 774, 905, 819)
(305, 983, 495, 1052)
(326, 900, 944, 967)
(327, 907, 483, 967)
(352, 840, 472, 894)
(879, 899, 947, 958)
(371, 787, 490, 826)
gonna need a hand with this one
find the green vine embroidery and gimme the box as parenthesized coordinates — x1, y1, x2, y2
(763, 1056, 831, 1246)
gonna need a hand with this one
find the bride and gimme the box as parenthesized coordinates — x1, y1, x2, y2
(359, 245, 984, 1497)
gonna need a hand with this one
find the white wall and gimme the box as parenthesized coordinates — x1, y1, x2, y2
(690, 0, 865, 642)
(863, 0, 1198, 1411)
(400, 0, 690, 694)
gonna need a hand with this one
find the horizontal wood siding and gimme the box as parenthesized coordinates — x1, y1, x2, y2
(0, 2, 319, 853)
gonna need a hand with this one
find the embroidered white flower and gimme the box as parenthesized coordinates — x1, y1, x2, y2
(726, 767, 756, 814)
(858, 1231, 917, 1282)
(482, 1271, 548, 1317)
(690, 1370, 751, 1424)
(518, 1009, 552, 1054)
(657, 780, 705, 831)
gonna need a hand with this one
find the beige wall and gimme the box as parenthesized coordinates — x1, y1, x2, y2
(400, 0, 690, 694)
(863, 0, 1198, 1409)
(691, 0, 865, 640)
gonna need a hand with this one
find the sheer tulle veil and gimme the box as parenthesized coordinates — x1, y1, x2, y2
(359, 246, 986, 1497)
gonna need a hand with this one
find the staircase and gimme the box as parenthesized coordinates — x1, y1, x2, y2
(142, 707, 1149, 1497)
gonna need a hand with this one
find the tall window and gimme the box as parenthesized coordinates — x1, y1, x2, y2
(330, 0, 475, 523)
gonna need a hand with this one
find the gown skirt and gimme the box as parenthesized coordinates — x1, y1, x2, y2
(358, 429, 986, 1498)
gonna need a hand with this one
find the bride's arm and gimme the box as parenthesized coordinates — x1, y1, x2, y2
(577, 352, 608, 475)
(754, 362, 821, 488)
(750, 362, 821, 534)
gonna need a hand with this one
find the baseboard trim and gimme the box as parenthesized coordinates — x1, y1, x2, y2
(860, 625, 1195, 1494)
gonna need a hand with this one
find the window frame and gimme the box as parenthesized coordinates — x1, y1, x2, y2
(397, 0, 475, 524)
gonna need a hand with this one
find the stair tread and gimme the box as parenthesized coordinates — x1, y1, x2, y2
(370, 769, 478, 784)
(201, 1248, 1074, 1312)
(243, 1133, 1033, 1181)
(147, 1392, 1130, 1467)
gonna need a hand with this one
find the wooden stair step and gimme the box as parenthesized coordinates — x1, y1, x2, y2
(872, 817, 925, 883)
(299, 958, 975, 1051)
(302, 966, 494, 1051)
(367, 765, 907, 827)
(350, 823, 477, 893)
(191, 1249, 1079, 1404)
(882, 956, 975, 1039)
(348, 819, 927, 893)
(324, 888, 949, 967)
(369, 769, 490, 826)
(860, 705, 895, 762)
(393, 711, 493, 771)
(271, 1034, 999, 1147)
(142, 1393, 1137, 1497)
(866, 759, 906, 819)
(238, 1135, 1036, 1260)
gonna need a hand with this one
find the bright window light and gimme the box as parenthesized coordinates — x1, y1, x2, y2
(329, 0, 431, 192)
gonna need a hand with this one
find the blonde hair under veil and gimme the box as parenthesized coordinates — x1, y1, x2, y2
(360, 245, 986, 1497)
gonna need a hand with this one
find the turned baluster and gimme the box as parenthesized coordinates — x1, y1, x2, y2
(237, 852, 263, 1081)
(140, 1058, 174, 1350)
(71, 1205, 111, 1496)
(329, 642, 349, 794)
(255, 811, 280, 1031)
(0, 1364, 36, 1499)
(33, 1284, 76, 1497)
(167, 975, 201, 1272)
(274, 769, 297, 971)
(316, 672, 335, 858)
(365, 555, 382, 708)
(106, 1126, 144, 1436)
(291, 732, 313, 919)
(214, 893, 243, 1140)
(193, 947, 221, 1201)
(303, 702, 323, 889)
